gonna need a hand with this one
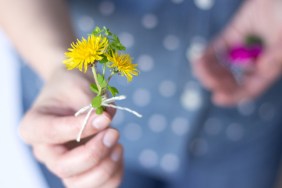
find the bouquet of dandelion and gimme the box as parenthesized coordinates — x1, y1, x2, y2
(63, 26, 142, 142)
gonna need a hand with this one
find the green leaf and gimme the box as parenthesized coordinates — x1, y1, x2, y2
(111, 42, 126, 51)
(91, 96, 102, 108)
(106, 34, 126, 51)
(92, 26, 126, 51)
(97, 74, 107, 88)
(117, 44, 126, 51)
(96, 106, 104, 114)
(112, 43, 125, 51)
(112, 35, 119, 42)
(90, 84, 99, 94)
(99, 55, 108, 64)
(92, 26, 101, 36)
(97, 73, 104, 83)
(103, 26, 112, 36)
(108, 86, 119, 97)
(245, 35, 264, 46)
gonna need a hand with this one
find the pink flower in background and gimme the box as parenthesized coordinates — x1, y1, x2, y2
(218, 35, 264, 84)
(228, 45, 263, 65)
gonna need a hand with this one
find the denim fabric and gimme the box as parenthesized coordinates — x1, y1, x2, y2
(21, 0, 282, 187)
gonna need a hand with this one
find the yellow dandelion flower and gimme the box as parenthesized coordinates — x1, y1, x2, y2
(63, 35, 108, 72)
(107, 52, 139, 82)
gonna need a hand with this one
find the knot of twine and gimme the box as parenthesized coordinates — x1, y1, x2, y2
(75, 95, 142, 142)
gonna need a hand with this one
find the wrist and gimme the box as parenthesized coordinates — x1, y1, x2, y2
(35, 47, 67, 81)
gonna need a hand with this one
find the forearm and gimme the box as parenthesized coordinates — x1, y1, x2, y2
(0, 0, 75, 80)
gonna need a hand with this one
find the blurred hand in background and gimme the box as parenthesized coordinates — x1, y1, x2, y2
(193, 0, 282, 106)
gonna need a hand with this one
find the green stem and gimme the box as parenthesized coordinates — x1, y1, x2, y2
(92, 65, 101, 95)
(107, 71, 115, 84)
(102, 64, 106, 76)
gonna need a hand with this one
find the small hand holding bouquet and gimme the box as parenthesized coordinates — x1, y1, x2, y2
(63, 26, 142, 142)
(219, 35, 264, 83)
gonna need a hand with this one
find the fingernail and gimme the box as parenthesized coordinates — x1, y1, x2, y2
(103, 130, 118, 148)
(111, 147, 121, 162)
(92, 114, 110, 130)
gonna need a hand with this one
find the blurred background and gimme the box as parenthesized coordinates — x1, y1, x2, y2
(1, 0, 282, 188)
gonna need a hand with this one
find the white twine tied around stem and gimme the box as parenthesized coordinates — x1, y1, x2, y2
(75, 95, 142, 142)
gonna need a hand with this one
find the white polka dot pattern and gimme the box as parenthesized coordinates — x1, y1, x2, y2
(142, 14, 158, 29)
(226, 123, 244, 141)
(124, 123, 143, 141)
(160, 153, 180, 173)
(119, 32, 135, 48)
(181, 87, 202, 111)
(171, 117, 190, 136)
(163, 35, 180, 51)
(148, 114, 167, 133)
(139, 149, 159, 168)
(132, 88, 151, 107)
(137, 54, 154, 72)
(78, 16, 95, 32)
(194, 0, 214, 10)
(99, 1, 115, 16)
(186, 37, 206, 62)
(158, 80, 176, 98)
